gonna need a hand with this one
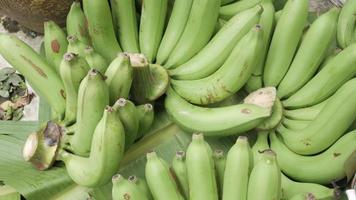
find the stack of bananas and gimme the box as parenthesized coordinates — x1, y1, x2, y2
(0, 0, 355, 199)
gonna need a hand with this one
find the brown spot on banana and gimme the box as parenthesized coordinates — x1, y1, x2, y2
(20, 55, 48, 78)
(51, 39, 60, 53)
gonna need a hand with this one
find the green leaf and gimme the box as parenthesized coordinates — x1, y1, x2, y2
(7, 74, 24, 87)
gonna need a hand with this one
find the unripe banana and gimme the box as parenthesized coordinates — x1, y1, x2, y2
(111, 0, 139, 53)
(223, 136, 253, 200)
(263, 0, 308, 87)
(283, 43, 356, 108)
(169, 6, 262, 80)
(105, 53, 133, 104)
(245, 75, 263, 93)
(83, 0, 122, 62)
(219, 0, 261, 20)
(69, 69, 109, 156)
(186, 134, 218, 200)
(139, 0, 168, 62)
(171, 25, 263, 105)
(156, 0, 193, 65)
(131, 176, 153, 200)
(165, 87, 275, 136)
(112, 98, 139, 149)
(318, 47, 342, 71)
(84, 46, 109, 74)
(66, 1, 90, 45)
(136, 103, 155, 139)
(112, 174, 149, 200)
(283, 97, 330, 121)
(172, 151, 189, 199)
(280, 78, 356, 155)
(337, 0, 356, 48)
(59, 53, 89, 125)
(43, 21, 68, 73)
(145, 152, 184, 200)
(213, 149, 226, 198)
(0, 34, 66, 119)
(277, 8, 340, 98)
(270, 130, 356, 184)
(257, 98, 283, 130)
(281, 118, 310, 131)
(59, 106, 125, 187)
(247, 149, 281, 200)
(251, 131, 269, 165)
(67, 35, 87, 56)
(164, 0, 221, 68)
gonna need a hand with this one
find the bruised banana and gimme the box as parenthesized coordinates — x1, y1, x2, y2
(169, 6, 262, 80)
(283, 97, 330, 121)
(84, 46, 109, 74)
(279, 78, 356, 155)
(69, 69, 109, 156)
(172, 151, 189, 199)
(171, 25, 263, 105)
(337, 0, 356, 49)
(213, 149, 226, 197)
(66, 1, 90, 45)
(165, 87, 275, 136)
(219, 0, 261, 20)
(270, 130, 356, 184)
(136, 103, 155, 139)
(112, 174, 149, 200)
(0, 34, 66, 119)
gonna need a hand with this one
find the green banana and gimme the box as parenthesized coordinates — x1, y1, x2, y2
(59, 53, 89, 125)
(274, 10, 282, 24)
(251, 131, 269, 165)
(208, 90, 246, 108)
(283, 43, 356, 108)
(213, 18, 228, 34)
(171, 25, 263, 105)
(59, 106, 125, 187)
(164, 0, 221, 68)
(84, 46, 109, 74)
(245, 75, 263, 93)
(66, 1, 90, 45)
(129, 53, 169, 103)
(277, 8, 340, 98)
(281, 173, 337, 200)
(279, 78, 356, 155)
(43, 21, 68, 73)
(67, 35, 87, 56)
(172, 151, 189, 199)
(112, 174, 149, 200)
(337, 0, 356, 48)
(257, 98, 283, 130)
(281, 118, 310, 131)
(247, 149, 281, 200)
(318, 47, 342, 71)
(270, 130, 356, 184)
(263, 0, 309, 87)
(165, 87, 275, 136)
(131, 176, 153, 200)
(0, 34, 66, 119)
(223, 136, 253, 200)
(283, 97, 330, 121)
(69, 69, 109, 156)
(213, 149, 226, 198)
(156, 0, 193, 64)
(169, 5, 262, 80)
(219, 0, 261, 20)
(105, 53, 133, 104)
(186, 134, 218, 200)
(136, 103, 155, 139)
(83, 0, 122, 61)
(111, 0, 139, 53)
(145, 152, 184, 200)
(139, 0, 168, 62)
(112, 98, 139, 149)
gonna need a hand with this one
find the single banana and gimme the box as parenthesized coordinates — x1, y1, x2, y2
(263, 0, 308, 87)
(145, 151, 184, 200)
(171, 25, 263, 105)
(281, 118, 310, 131)
(67, 35, 87, 56)
(43, 21, 68, 73)
(156, 0, 193, 65)
(219, 0, 261, 20)
(112, 174, 149, 200)
(136, 103, 155, 139)
(59, 53, 89, 125)
(270, 130, 356, 184)
(283, 43, 356, 108)
(251, 131, 269, 165)
(213, 149, 226, 198)
(59, 106, 125, 187)
(223, 136, 253, 200)
(83, 0, 122, 61)
(169, 5, 262, 80)
(66, 1, 90, 45)
(84, 46, 109, 74)
(247, 149, 281, 200)
(172, 151, 189, 199)
(164, 0, 221, 68)
(0, 34, 66, 119)
(257, 98, 283, 130)
(164, 87, 275, 136)
(111, 0, 139, 53)
(245, 75, 263, 93)
(105, 53, 133, 104)
(337, 0, 356, 48)
(186, 134, 218, 200)
(69, 69, 109, 156)
(279, 78, 356, 155)
(131, 176, 153, 200)
(112, 98, 139, 149)
(277, 8, 340, 98)
(283, 97, 330, 121)
(139, 0, 168, 62)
